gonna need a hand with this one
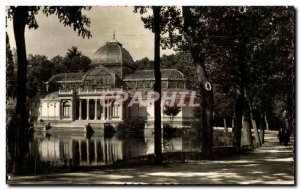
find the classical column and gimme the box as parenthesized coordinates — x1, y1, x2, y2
(58, 100, 61, 120)
(71, 98, 76, 121)
(79, 100, 82, 120)
(86, 99, 90, 120)
(70, 99, 74, 121)
(61, 100, 64, 119)
(54, 103, 56, 119)
(94, 99, 98, 120)
(102, 99, 106, 120)
(108, 100, 111, 120)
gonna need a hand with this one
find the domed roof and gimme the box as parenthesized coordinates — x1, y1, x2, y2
(91, 41, 134, 67)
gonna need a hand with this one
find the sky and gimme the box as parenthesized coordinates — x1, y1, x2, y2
(6, 6, 175, 61)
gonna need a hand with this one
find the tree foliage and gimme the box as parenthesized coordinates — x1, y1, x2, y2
(6, 33, 16, 98)
(8, 6, 92, 38)
(26, 47, 91, 97)
(63, 46, 91, 72)
(163, 103, 181, 120)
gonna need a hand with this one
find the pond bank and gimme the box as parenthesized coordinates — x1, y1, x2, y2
(8, 131, 294, 185)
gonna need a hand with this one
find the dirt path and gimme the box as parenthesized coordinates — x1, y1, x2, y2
(8, 131, 294, 185)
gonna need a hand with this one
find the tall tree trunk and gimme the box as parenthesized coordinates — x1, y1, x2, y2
(242, 90, 254, 150)
(264, 110, 269, 130)
(245, 89, 261, 147)
(259, 118, 264, 144)
(233, 90, 243, 152)
(182, 6, 213, 160)
(13, 6, 29, 174)
(233, 40, 248, 152)
(197, 63, 213, 160)
(259, 110, 265, 144)
(153, 6, 162, 164)
(251, 117, 261, 147)
(242, 114, 254, 150)
(224, 118, 228, 132)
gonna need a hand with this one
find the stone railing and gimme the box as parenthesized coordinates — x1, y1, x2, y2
(58, 89, 74, 95)
(58, 88, 124, 95)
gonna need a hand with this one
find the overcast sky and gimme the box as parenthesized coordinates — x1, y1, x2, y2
(6, 6, 174, 61)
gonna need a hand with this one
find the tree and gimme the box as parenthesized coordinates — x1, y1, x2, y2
(136, 53, 198, 89)
(27, 54, 54, 96)
(134, 57, 154, 70)
(135, 6, 294, 155)
(163, 103, 181, 123)
(6, 33, 16, 98)
(63, 46, 91, 72)
(51, 55, 66, 74)
(181, 7, 214, 159)
(152, 6, 163, 164)
(227, 7, 294, 149)
(66, 46, 82, 58)
(160, 53, 198, 88)
(205, 7, 295, 150)
(134, 6, 214, 159)
(7, 6, 92, 174)
(134, 6, 179, 164)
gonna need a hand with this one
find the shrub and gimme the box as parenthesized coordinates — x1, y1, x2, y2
(163, 103, 181, 121)
(116, 117, 145, 137)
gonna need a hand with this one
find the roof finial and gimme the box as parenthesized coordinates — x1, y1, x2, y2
(113, 28, 115, 40)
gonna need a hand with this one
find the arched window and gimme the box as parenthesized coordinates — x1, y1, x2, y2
(62, 101, 71, 118)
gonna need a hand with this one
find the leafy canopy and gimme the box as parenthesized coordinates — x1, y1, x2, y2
(7, 6, 92, 39)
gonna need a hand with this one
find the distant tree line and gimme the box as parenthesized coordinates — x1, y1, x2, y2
(6, 45, 91, 98)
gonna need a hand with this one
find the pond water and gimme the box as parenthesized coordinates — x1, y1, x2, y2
(25, 132, 201, 170)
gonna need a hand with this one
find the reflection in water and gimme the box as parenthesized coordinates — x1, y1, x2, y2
(30, 133, 200, 168)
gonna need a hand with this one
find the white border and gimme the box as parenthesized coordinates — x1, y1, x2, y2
(1, 1, 298, 190)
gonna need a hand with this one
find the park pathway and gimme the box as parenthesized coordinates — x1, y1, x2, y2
(9, 130, 294, 185)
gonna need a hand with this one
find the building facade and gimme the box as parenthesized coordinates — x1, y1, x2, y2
(39, 40, 198, 128)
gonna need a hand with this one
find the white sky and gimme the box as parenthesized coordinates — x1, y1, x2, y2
(6, 6, 175, 61)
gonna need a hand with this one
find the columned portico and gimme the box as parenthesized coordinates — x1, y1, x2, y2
(75, 98, 121, 121)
